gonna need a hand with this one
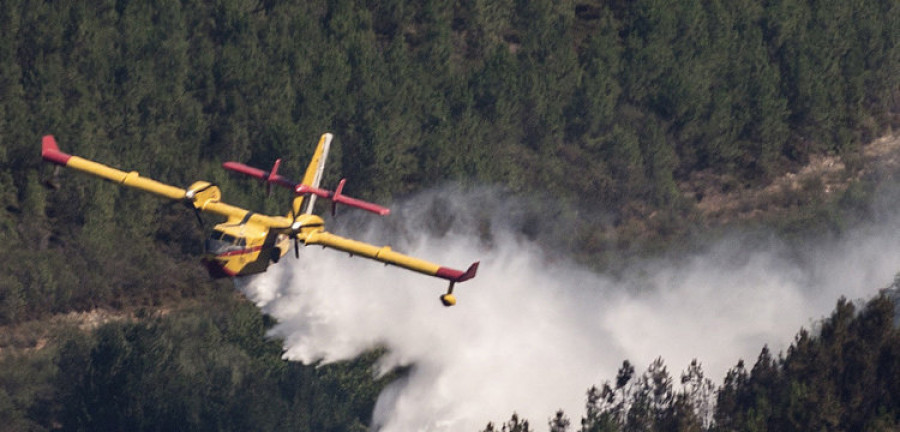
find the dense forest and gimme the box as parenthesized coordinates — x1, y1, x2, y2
(1, 0, 899, 430)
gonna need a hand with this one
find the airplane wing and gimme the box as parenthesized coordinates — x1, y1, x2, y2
(41, 135, 292, 229)
(43, 134, 479, 305)
(299, 230, 479, 285)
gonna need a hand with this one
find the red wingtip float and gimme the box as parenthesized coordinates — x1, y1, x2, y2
(42, 132, 478, 306)
(42, 135, 71, 165)
(437, 262, 479, 307)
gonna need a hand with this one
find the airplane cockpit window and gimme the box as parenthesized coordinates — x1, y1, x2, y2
(206, 231, 246, 254)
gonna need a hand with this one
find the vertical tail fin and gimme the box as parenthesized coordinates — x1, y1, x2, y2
(291, 133, 332, 217)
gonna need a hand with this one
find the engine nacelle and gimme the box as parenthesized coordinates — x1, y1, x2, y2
(185, 181, 222, 210)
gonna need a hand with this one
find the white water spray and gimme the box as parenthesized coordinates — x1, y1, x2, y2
(237, 186, 900, 431)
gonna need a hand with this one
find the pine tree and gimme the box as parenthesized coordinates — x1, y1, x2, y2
(549, 410, 571, 432)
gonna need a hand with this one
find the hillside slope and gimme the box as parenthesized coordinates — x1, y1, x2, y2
(684, 134, 900, 224)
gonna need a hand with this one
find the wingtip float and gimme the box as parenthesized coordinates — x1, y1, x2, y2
(436, 261, 479, 306)
(41, 133, 478, 307)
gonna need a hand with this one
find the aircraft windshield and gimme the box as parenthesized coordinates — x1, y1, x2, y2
(206, 231, 246, 254)
(217, 233, 245, 246)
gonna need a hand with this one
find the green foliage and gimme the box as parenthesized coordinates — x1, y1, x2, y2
(0, 341, 62, 431)
(483, 412, 534, 432)
(1, 1, 899, 430)
(0, 0, 892, 333)
(1, 295, 389, 431)
(710, 291, 900, 431)
(549, 410, 572, 432)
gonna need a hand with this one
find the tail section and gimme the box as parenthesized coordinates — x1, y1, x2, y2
(222, 132, 388, 216)
(293, 133, 332, 216)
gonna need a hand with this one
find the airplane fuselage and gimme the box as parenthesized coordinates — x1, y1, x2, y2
(202, 223, 291, 278)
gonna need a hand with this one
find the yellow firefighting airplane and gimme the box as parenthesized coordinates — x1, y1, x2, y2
(41, 133, 477, 306)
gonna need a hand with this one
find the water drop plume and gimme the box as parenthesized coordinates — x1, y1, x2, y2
(238, 185, 900, 431)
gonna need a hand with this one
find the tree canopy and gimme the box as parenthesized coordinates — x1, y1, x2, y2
(1, 0, 899, 430)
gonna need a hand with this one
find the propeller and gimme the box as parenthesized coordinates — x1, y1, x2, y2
(190, 206, 204, 229)
(289, 205, 301, 259)
(183, 182, 221, 230)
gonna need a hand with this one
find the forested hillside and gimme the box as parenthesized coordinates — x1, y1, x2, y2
(1, 0, 899, 430)
(2, 0, 898, 324)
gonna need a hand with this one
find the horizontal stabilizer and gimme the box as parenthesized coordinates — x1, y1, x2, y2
(223, 161, 389, 216)
(222, 161, 297, 190)
(295, 183, 390, 216)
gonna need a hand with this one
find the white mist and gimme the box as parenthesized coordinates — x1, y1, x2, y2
(237, 187, 900, 431)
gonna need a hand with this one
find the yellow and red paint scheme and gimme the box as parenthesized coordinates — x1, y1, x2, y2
(41, 134, 478, 305)
(201, 217, 291, 278)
